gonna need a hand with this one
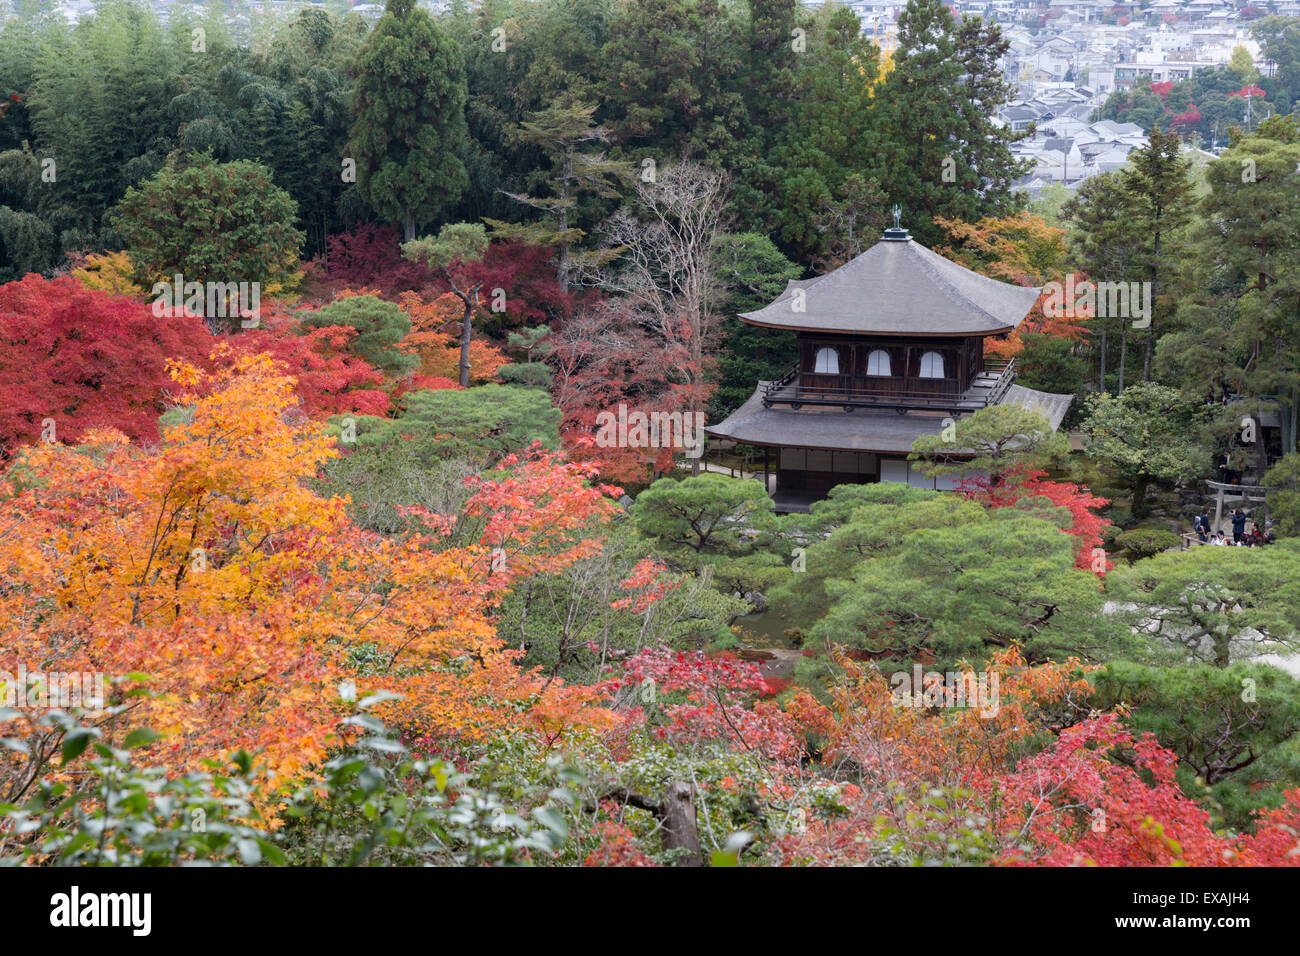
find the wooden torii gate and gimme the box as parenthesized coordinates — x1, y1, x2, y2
(1207, 480, 1270, 535)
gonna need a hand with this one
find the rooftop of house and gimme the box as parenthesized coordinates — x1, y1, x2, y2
(1090, 119, 1145, 137)
(739, 228, 1042, 338)
(1002, 105, 1042, 122)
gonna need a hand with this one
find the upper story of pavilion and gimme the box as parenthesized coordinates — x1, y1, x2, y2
(739, 222, 1041, 415)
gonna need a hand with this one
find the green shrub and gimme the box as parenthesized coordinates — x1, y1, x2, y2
(1114, 528, 1182, 561)
(1, 696, 574, 867)
(1107, 504, 1134, 528)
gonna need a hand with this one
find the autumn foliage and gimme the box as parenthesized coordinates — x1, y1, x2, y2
(611, 647, 801, 761)
(67, 250, 145, 296)
(324, 224, 434, 297)
(0, 275, 212, 454)
(396, 290, 510, 384)
(776, 649, 1300, 866)
(958, 467, 1113, 571)
(0, 349, 616, 789)
(229, 316, 391, 417)
(547, 300, 695, 483)
(0, 249, 1293, 868)
(934, 215, 1090, 358)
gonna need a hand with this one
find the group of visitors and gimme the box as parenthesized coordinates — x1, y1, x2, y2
(1193, 508, 1274, 547)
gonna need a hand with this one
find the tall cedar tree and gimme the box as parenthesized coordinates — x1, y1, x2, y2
(597, 0, 750, 167)
(876, 0, 1026, 244)
(760, 6, 886, 265)
(1062, 172, 1146, 393)
(1194, 126, 1300, 456)
(1122, 126, 1193, 382)
(349, 0, 470, 240)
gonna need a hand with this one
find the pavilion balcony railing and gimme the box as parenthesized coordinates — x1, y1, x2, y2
(762, 357, 1016, 412)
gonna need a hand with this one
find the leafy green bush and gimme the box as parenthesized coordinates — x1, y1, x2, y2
(1114, 528, 1181, 561)
(1264, 453, 1300, 538)
(0, 709, 279, 867)
(1090, 661, 1300, 830)
(113, 153, 303, 298)
(277, 692, 574, 866)
(1107, 504, 1134, 529)
(1, 694, 575, 867)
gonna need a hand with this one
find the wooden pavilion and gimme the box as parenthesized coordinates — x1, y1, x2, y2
(705, 218, 1074, 512)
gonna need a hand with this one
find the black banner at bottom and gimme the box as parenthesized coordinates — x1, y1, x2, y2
(0, 864, 1281, 945)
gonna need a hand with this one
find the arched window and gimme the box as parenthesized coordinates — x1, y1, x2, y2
(813, 347, 840, 374)
(918, 350, 945, 379)
(866, 349, 892, 376)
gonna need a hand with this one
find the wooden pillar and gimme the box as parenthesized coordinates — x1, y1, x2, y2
(763, 446, 770, 494)
(1214, 484, 1224, 535)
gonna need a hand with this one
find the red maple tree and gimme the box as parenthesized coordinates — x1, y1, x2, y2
(958, 466, 1113, 572)
(0, 274, 213, 454)
(229, 314, 391, 417)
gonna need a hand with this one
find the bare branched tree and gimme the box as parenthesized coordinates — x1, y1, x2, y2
(581, 160, 731, 473)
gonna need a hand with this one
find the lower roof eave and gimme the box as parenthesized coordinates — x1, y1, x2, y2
(701, 427, 975, 459)
(704, 381, 1076, 456)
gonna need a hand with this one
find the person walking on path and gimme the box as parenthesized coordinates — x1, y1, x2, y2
(1232, 508, 1247, 544)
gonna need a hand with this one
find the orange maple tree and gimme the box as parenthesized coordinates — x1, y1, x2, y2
(0, 349, 615, 794)
(396, 291, 509, 384)
(934, 214, 1090, 358)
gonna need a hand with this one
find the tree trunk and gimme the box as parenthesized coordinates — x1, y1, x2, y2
(1097, 326, 1107, 394)
(1144, 229, 1158, 382)
(662, 781, 702, 866)
(557, 161, 571, 292)
(1290, 387, 1299, 456)
(403, 208, 416, 243)
(1117, 322, 1128, 393)
(460, 298, 473, 388)
(589, 783, 703, 866)
(1257, 404, 1268, 480)
(453, 284, 480, 389)
(1141, 322, 1153, 382)
(1132, 472, 1151, 519)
